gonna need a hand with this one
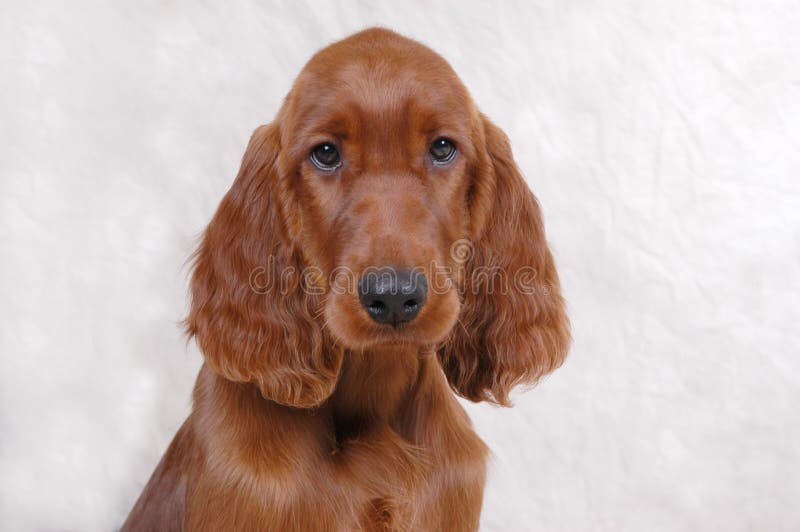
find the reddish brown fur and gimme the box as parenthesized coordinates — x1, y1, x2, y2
(122, 28, 569, 531)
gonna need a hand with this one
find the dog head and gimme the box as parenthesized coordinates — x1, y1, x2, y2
(187, 28, 569, 407)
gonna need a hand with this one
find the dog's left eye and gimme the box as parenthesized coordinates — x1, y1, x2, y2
(310, 143, 341, 171)
(430, 137, 456, 164)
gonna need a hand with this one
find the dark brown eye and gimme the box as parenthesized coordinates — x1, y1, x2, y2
(429, 137, 456, 164)
(310, 143, 341, 170)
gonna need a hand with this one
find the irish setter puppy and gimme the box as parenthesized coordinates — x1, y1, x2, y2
(122, 27, 569, 531)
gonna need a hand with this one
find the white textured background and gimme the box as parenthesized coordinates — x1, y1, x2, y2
(2, 1, 799, 530)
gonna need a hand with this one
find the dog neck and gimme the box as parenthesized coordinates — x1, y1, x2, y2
(329, 344, 424, 421)
(194, 344, 429, 456)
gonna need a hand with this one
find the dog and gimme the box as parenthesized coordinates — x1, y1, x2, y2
(122, 27, 569, 531)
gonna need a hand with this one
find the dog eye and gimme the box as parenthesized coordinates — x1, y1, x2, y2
(310, 143, 341, 171)
(429, 138, 456, 164)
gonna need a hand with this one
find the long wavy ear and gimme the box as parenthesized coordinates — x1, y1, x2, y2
(186, 124, 342, 408)
(438, 114, 570, 406)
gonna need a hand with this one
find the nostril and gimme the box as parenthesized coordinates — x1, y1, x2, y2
(367, 300, 387, 317)
(403, 299, 419, 314)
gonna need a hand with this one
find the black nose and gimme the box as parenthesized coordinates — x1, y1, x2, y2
(358, 268, 428, 326)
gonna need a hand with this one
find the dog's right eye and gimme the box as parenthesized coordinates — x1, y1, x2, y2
(310, 143, 341, 171)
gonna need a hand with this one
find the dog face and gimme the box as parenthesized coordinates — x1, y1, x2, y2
(187, 28, 569, 408)
(278, 32, 478, 349)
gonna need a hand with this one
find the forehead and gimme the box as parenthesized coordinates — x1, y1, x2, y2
(284, 31, 474, 141)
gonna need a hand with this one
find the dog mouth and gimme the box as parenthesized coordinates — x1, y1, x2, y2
(322, 287, 460, 351)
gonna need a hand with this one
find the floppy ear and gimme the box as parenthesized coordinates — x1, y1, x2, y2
(186, 124, 342, 408)
(438, 114, 570, 406)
